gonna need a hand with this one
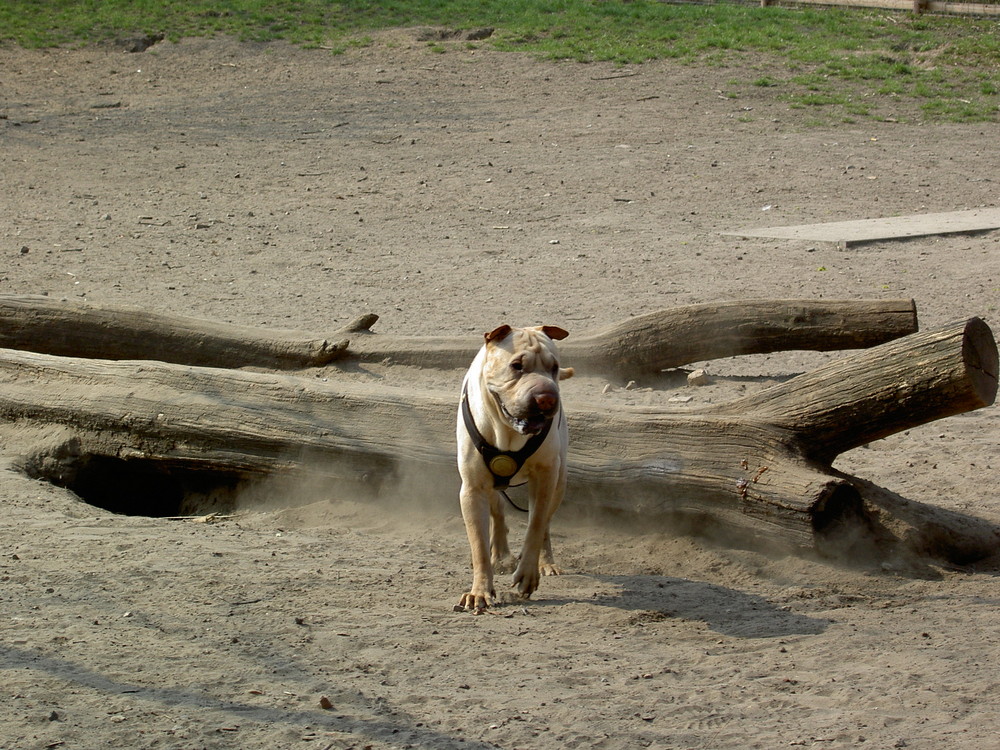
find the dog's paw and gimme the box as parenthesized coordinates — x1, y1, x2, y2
(511, 567, 540, 599)
(539, 563, 563, 577)
(457, 589, 495, 613)
(492, 553, 518, 574)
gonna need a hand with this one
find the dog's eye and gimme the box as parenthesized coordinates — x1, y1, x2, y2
(510, 360, 523, 373)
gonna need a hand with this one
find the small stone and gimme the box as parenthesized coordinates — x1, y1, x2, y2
(687, 368, 710, 386)
(319, 696, 334, 710)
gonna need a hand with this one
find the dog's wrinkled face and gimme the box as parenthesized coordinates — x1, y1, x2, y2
(482, 325, 572, 436)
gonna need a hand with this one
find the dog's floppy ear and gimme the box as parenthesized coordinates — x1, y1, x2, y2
(484, 324, 512, 344)
(541, 325, 569, 341)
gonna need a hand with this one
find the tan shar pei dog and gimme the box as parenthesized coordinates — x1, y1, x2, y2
(456, 324, 573, 612)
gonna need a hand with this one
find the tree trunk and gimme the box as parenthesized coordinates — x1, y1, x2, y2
(1, 318, 995, 562)
(714, 317, 999, 463)
(0, 294, 364, 369)
(559, 298, 919, 377)
(0, 295, 917, 376)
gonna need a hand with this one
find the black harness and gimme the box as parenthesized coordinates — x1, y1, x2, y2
(461, 385, 553, 492)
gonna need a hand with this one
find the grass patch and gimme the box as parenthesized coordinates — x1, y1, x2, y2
(1, 0, 998, 122)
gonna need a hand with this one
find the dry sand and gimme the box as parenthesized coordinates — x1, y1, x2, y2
(1, 34, 999, 749)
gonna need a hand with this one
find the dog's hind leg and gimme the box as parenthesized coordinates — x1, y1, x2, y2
(539, 530, 563, 577)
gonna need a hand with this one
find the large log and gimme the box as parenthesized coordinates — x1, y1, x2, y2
(0, 294, 360, 369)
(1, 318, 995, 561)
(714, 316, 999, 462)
(338, 299, 920, 376)
(554, 298, 918, 377)
(0, 295, 917, 376)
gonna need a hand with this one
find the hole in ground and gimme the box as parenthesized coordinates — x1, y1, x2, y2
(811, 482, 891, 563)
(25, 450, 252, 517)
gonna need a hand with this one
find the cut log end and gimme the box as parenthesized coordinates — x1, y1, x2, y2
(964, 317, 999, 407)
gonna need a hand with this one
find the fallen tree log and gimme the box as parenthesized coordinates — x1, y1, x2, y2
(0, 294, 361, 369)
(1, 318, 995, 562)
(0, 295, 917, 376)
(713, 316, 999, 463)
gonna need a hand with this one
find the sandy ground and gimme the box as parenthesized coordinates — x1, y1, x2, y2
(1, 33, 999, 749)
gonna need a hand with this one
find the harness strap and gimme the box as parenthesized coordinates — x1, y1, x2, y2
(461, 385, 553, 491)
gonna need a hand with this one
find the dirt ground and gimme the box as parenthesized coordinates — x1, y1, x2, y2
(2, 33, 999, 750)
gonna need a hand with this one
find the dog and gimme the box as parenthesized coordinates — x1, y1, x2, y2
(456, 324, 573, 612)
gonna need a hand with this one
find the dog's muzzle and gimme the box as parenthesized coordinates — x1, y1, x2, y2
(491, 387, 558, 436)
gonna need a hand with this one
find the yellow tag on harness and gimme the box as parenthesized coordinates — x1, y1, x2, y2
(489, 454, 519, 478)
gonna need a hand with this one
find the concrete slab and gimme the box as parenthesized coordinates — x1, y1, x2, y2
(723, 207, 1000, 248)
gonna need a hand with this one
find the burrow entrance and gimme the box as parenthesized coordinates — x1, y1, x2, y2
(24, 448, 251, 517)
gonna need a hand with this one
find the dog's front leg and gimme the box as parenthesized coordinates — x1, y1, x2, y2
(511, 471, 564, 599)
(489, 492, 517, 573)
(459, 483, 495, 611)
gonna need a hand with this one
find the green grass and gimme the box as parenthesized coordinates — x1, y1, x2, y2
(1, 0, 998, 122)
